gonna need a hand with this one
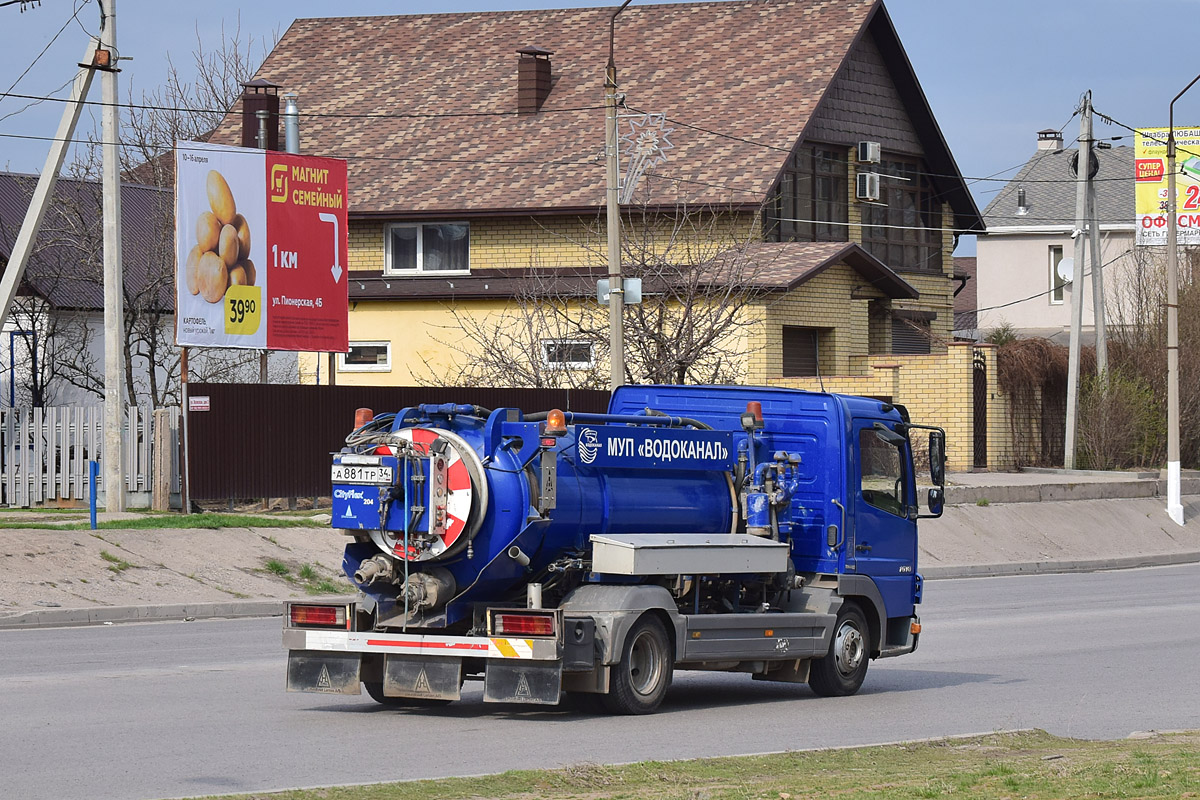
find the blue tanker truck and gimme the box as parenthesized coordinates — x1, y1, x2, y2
(284, 384, 945, 714)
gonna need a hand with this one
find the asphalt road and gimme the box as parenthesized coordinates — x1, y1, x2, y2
(2, 564, 1198, 800)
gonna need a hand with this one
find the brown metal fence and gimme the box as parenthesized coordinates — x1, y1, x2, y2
(184, 384, 610, 500)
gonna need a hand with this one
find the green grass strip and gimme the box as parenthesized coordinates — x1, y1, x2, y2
(176, 730, 1199, 800)
(0, 513, 323, 531)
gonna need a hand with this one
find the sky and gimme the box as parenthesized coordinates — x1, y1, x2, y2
(2, 0, 1199, 256)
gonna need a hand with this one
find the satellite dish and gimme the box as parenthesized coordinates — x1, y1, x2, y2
(1057, 257, 1074, 283)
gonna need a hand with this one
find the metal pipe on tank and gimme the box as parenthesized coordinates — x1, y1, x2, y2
(527, 583, 543, 609)
(283, 93, 299, 154)
(508, 545, 530, 567)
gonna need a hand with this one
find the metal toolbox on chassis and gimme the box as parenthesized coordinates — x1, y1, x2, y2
(590, 533, 790, 575)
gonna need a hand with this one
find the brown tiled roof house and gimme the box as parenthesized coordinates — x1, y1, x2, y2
(205, 0, 983, 388)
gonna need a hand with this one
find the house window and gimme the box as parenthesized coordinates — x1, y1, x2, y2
(1049, 245, 1066, 304)
(385, 223, 469, 273)
(766, 145, 848, 242)
(543, 340, 593, 369)
(891, 316, 931, 355)
(782, 326, 820, 377)
(861, 156, 943, 273)
(338, 341, 391, 372)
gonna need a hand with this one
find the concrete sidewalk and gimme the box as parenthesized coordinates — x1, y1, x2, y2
(2, 469, 1198, 629)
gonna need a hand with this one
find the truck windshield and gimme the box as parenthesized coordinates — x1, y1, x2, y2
(859, 427, 905, 517)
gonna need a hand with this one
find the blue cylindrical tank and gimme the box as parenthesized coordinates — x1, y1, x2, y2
(346, 410, 736, 613)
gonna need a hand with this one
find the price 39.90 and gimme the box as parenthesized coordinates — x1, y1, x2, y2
(228, 297, 256, 324)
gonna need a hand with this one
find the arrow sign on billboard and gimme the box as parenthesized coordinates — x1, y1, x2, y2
(320, 212, 342, 283)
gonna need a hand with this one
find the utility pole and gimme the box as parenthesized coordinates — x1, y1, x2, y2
(100, 0, 127, 511)
(605, 0, 632, 391)
(1063, 91, 1091, 470)
(1163, 78, 1200, 526)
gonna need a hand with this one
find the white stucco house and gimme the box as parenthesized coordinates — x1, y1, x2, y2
(976, 130, 1137, 343)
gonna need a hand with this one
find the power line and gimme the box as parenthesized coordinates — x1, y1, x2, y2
(0, 130, 603, 167)
(0, 90, 606, 121)
(0, 0, 89, 113)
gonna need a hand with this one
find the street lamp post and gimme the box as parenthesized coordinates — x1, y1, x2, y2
(1164, 75, 1200, 526)
(605, 0, 632, 391)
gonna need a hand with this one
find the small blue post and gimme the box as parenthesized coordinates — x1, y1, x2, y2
(88, 460, 98, 530)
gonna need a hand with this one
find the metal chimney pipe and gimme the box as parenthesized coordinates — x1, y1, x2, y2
(1016, 186, 1028, 215)
(255, 109, 269, 149)
(283, 93, 299, 154)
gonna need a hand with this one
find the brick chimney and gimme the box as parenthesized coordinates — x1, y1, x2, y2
(1037, 128, 1063, 152)
(241, 79, 281, 150)
(517, 47, 554, 114)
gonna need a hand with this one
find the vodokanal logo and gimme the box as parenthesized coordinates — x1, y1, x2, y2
(577, 427, 600, 464)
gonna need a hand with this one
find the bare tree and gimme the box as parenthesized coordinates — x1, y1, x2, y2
(420, 198, 778, 389)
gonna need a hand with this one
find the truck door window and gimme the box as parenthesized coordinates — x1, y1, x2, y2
(859, 428, 905, 517)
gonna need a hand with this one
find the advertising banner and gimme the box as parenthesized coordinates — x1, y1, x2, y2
(1135, 126, 1200, 246)
(174, 141, 348, 351)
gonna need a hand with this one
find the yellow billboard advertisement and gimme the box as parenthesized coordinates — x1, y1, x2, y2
(1136, 126, 1200, 245)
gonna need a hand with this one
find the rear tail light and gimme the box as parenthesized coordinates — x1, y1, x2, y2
(492, 611, 556, 637)
(289, 604, 348, 629)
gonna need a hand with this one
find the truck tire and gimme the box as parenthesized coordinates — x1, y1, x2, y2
(603, 615, 673, 715)
(809, 602, 869, 697)
(362, 682, 452, 708)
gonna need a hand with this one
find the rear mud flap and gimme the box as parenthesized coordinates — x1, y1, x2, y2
(287, 650, 362, 695)
(383, 655, 462, 701)
(484, 661, 562, 705)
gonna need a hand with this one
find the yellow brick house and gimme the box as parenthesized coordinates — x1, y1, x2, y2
(211, 0, 997, 466)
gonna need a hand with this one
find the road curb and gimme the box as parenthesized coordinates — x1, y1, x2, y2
(0, 595, 355, 630)
(921, 551, 1200, 579)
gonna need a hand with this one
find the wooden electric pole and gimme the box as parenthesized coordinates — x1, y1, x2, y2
(1064, 91, 1091, 470)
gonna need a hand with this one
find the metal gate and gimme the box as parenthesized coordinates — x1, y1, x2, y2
(973, 350, 987, 468)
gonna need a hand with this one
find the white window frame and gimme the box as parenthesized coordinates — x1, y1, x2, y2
(542, 339, 594, 370)
(384, 222, 470, 275)
(338, 340, 391, 373)
(1049, 244, 1066, 305)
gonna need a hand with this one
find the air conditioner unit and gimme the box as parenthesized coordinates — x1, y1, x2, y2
(856, 172, 881, 202)
(856, 141, 881, 164)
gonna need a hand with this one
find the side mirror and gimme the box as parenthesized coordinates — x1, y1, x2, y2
(926, 487, 945, 517)
(928, 431, 945, 486)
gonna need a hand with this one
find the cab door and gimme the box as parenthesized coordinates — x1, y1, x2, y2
(849, 420, 917, 618)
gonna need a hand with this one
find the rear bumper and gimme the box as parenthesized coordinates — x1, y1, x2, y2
(281, 627, 560, 661)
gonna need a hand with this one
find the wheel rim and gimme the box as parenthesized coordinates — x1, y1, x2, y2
(627, 629, 664, 696)
(833, 620, 865, 677)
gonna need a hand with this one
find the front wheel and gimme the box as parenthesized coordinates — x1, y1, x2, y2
(809, 602, 869, 697)
(603, 615, 673, 715)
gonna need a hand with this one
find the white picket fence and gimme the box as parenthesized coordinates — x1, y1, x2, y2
(0, 406, 180, 507)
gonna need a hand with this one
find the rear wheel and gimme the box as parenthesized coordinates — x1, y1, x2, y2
(362, 682, 452, 707)
(603, 616, 673, 715)
(809, 602, 869, 697)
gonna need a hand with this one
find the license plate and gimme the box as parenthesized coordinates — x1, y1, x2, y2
(331, 464, 394, 485)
